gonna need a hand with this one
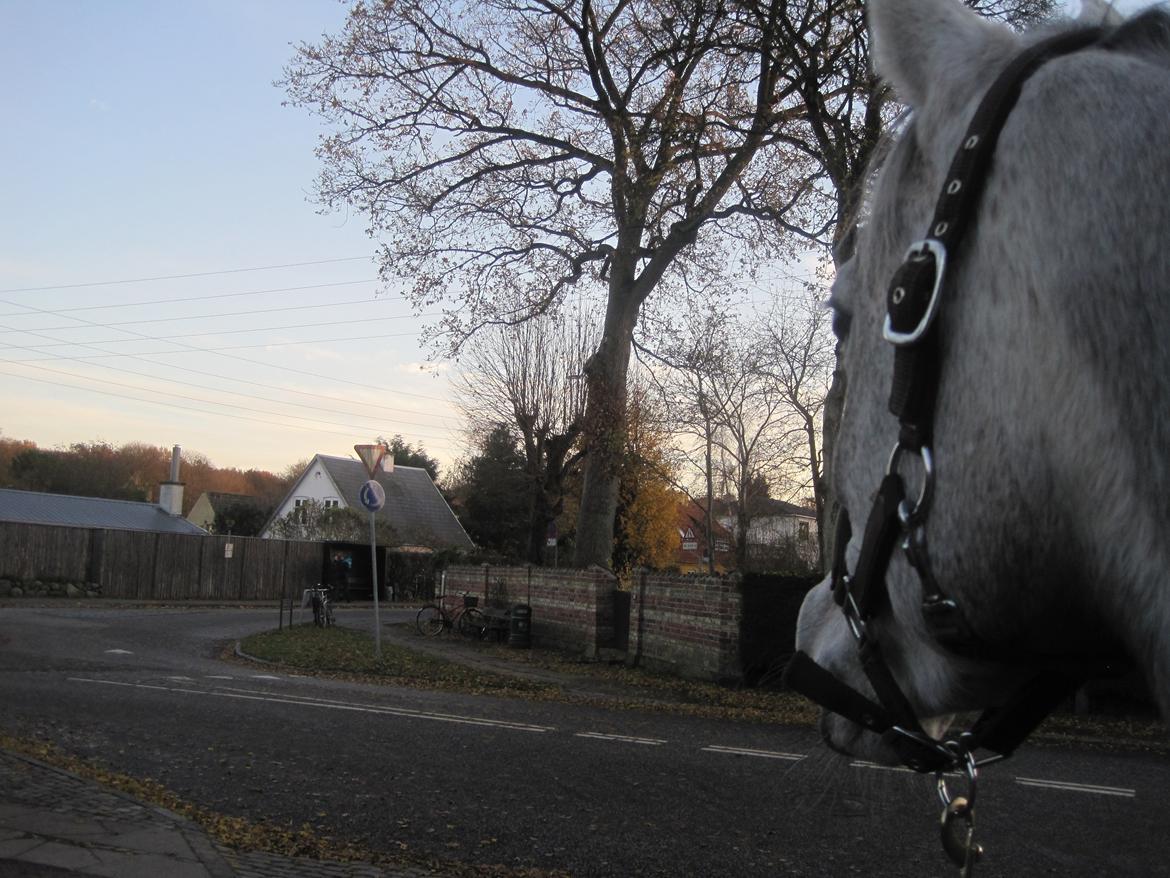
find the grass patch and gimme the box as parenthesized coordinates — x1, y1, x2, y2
(238, 625, 559, 697)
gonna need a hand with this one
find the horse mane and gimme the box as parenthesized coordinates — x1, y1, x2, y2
(1099, 7, 1170, 63)
(852, 7, 1170, 280)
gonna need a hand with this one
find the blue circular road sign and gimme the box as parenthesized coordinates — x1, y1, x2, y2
(358, 479, 386, 512)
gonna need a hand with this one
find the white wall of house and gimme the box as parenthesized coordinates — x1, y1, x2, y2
(263, 458, 344, 535)
(717, 513, 818, 547)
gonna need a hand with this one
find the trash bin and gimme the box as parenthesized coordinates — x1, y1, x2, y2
(508, 604, 532, 648)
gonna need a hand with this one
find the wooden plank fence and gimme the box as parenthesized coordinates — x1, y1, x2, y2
(0, 521, 321, 601)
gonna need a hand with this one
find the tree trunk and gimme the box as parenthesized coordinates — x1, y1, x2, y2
(573, 296, 638, 569)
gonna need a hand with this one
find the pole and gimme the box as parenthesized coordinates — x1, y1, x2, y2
(370, 510, 382, 658)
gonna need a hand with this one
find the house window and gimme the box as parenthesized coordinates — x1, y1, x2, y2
(323, 499, 340, 509)
(294, 498, 308, 507)
(798, 521, 810, 540)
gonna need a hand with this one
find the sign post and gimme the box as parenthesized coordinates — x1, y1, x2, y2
(355, 443, 390, 658)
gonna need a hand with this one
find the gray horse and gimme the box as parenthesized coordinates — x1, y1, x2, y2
(794, 0, 1170, 765)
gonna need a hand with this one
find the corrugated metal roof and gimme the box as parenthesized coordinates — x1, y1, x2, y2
(316, 455, 474, 551)
(0, 488, 207, 535)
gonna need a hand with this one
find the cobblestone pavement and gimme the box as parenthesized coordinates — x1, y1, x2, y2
(0, 749, 435, 877)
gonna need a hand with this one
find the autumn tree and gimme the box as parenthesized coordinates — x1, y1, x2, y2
(612, 386, 680, 577)
(452, 302, 595, 563)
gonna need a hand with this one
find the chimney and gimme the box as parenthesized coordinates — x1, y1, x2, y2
(158, 445, 185, 516)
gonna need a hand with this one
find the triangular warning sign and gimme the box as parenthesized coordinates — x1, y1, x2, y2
(354, 443, 388, 478)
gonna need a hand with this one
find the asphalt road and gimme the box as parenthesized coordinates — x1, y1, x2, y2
(0, 605, 1167, 877)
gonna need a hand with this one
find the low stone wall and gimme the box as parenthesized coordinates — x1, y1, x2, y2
(629, 571, 742, 681)
(443, 564, 617, 656)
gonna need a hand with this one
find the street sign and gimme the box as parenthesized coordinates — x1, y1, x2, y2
(354, 443, 389, 478)
(224, 543, 234, 559)
(358, 479, 386, 512)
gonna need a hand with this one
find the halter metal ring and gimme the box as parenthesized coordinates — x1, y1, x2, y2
(887, 442, 934, 525)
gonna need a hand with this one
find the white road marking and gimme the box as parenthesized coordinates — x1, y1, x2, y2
(250, 674, 281, 681)
(1015, 777, 1135, 798)
(67, 677, 554, 733)
(104, 649, 133, 655)
(702, 745, 804, 761)
(167, 676, 195, 682)
(575, 731, 667, 746)
(851, 760, 960, 778)
(205, 675, 233, 680)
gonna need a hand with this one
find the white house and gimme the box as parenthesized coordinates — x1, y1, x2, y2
(259, 453, 474, 552)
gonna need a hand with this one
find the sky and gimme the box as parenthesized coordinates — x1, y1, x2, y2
(0, 0, 1150, 480)
(0, 1, 463, 476)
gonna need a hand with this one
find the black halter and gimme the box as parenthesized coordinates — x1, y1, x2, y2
(785, 26, 1113, 775)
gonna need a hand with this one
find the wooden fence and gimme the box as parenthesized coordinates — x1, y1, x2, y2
(0, 521, 322, 600)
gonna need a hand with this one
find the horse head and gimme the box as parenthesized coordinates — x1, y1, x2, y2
(793, 0, 1170, 766)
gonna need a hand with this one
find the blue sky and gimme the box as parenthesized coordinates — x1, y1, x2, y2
(0, 0, 1148, 479)
(0, 1, 464, 475)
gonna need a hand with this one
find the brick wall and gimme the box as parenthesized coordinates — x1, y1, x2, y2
(444, 564, 743, 681)
(629, 571, 742, 681)
(443, 564, 617, 656)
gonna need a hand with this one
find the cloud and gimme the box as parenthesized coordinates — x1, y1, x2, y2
(87, 98, 109, 113)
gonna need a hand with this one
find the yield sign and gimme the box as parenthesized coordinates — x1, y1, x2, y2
(354, 443, 389, 478)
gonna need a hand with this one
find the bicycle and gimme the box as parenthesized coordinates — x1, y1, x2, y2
(416, 593, 485, 638)
(309, 585, 335, 628)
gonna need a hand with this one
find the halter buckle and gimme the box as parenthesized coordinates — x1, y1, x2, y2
(883, 238, 948, 346)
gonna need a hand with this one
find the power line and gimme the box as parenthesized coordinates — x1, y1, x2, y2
(1, 359, 459, 437)
(0, 345, 458, 410)
(0, 350, 462, 427)
(0, 366, 460, 447)
(0, 312, 442, 347)
(0, 256, 374, 294)
(8, 295, 417, 332)
(0, 278, 383, 318)
(0, 329, 423, 357)
(0, 290, 459, 407)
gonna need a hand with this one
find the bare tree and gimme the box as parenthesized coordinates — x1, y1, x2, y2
(644, 304, 801, 571)
(282, 0, 861, 569)
(758, 280, 835, 562)
(452, 303, 597, 563)
(284, 0, 1057, 569)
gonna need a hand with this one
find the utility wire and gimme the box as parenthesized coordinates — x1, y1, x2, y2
(0, 278, 384, 318)
(1, 359, 459, 437)
(0, 349, 461, 427)
(0, 312, 442, 348)
(0, 256, 374, 294)
(0, 366, 459, 447)
(0, 292, 458, 407)
(0, 344, 457, 410)
(4, 297, 393, 334)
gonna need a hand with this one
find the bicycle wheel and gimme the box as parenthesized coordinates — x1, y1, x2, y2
(416, 605, 444, 636)
(458, 607, 487, 639)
